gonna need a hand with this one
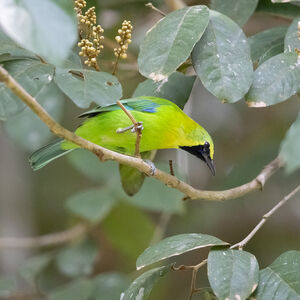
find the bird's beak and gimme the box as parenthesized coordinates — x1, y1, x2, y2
(203, 153, 216, 176)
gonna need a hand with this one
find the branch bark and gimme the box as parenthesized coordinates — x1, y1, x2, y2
(0, 65, 285, 201)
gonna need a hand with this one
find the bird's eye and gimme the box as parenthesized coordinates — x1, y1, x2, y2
(204, 141, 210, 148)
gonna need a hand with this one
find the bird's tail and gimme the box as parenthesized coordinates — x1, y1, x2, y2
(29, 139, 74, 171)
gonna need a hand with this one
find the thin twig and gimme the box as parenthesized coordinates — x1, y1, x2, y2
(0, 66, 285, 201)
(145, 3, 166, 16)
(0, 224, 87, 249)
(169, 160, 175, 176)
(231, 184, 300, 250)
(116, 100, 142, 157)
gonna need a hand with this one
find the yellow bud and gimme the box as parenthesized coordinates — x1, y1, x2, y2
(127, 39, 132, 44)
(115, 36, 122, 43)
(120, 53, 127, 59)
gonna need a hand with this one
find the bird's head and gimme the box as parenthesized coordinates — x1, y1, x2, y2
(179, 132, 215, 176)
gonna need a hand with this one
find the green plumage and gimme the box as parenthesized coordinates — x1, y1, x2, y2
(29, 96, 214, 172)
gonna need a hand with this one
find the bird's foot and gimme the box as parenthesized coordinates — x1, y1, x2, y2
(116, 122, 143, 134)
(144, 159, 156, 176)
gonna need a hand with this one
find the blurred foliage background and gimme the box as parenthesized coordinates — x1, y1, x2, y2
(0, 0, 300, 299)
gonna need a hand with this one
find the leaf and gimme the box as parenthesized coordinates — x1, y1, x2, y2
(68, 149, 119, 183)
(285, 17, 300, 53)
(256, 0, 300, 19)
(137, 233, 228, 270)
(102, 203, 155, 261)
(90, 272, 129, 300)
(259, 43, 285, 65)
(55, 239, 99, 278)
(124, 177, 184, 214)
(133, 72, 196, 109)
(4, 82, 64, 151)
(192, 10, 253, 103)
(254, 250, 300, 299)
(0, 276, 16, 297)
(19, 253, 53, 286)
(272, 0, 300, 2)
(0, 59, 54, 120)
(207, 248, 259, 300)
(0, 0, 77, 65)
(54, 68, 122, 108)
(49, 279, 93, 300)
(280, 111, 300, 173)
(246, 53, 300, 107)
(248, 26, 287, 62)
(121, 265, 171, 300)
(210, 0, 258, 26)
(66, 188, 117, 223)
(138, 5, 209, 81)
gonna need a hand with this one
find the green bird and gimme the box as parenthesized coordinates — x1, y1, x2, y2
(29, 96, 215, 175)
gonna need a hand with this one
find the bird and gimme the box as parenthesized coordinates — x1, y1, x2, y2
(29, 96, 215, 175)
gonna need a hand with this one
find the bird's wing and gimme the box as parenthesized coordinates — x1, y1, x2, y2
(78, 97, 166, 118)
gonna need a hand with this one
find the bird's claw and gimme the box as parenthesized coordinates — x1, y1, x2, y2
(144, 159, 156, 176)
(116, 122, 143, 134)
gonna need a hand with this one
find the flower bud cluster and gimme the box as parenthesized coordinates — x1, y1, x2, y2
(114, 20, 133, 60)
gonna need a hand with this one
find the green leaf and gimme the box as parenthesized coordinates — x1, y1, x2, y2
(246, 53, 300, 107)
(4, 82, 64, 151)
(19, 253, 53, 286)
(133, 72, 196, 109)
(210, 0, 258, 26)
(248, 26, 287, 62)
(272, 0, 300, 2)
(0, 29, 36, 60)
(192, 10, 253, 103)
(66, 188, 117, 223)
(49, 279, 93, 300)
(0, 0, 77, 65)
(259, 43, 284, 65)
(137, 233, 228, 270)
(0, 276, 16, 297)
(208, 248, 259, 300)
(54, 68, 122, 108)
(102, 203, 155, 261)
(256, 0, 300, 19)
(138, 5, 209, 80)
(68, 149, 119, 183)
(124, 177, 184, 214)
(55, 239, 99, 278)
(0, 59, 54, 120)
(254, 250, 300, 299)
(285, 17, 300, 53)
(91, 272, 130, 300)
(280, 111, 300, 173)
(121, 265, 171, 300)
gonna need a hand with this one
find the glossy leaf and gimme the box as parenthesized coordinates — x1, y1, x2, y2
(254, 251, 300, 299)
(0, 0, 77, 65)
(137, 233, 228, 270)
(208, 248, 259, 300)
(248, 26, 287, 62)
(19, 253, 53, 286)
(56, 239, 99, 277)
(91, 272, 129, 300)
(246, 53, 300, 107)
(68, 149, 119, 183)
(66, 188, 117, 223)
(256, 0, 300, 19)
(192, 10, 253, 103)
(138, 5, 209, 80)
(0, 276, 16, 297)
(280, 111, 300, 173)
(54, 68, 122, 108)
(124, 177, 184, 214)
(133, 72, 196, 109)
(121, 265, 171, 300)
(0, 59, 54, 120)
(259, 43, 284, 64)
(49, 279, 93, 300)
(102, 203, 155, 261)
(210, 0, 258, 26)
(4, 82, 64, 151)
(285, 17, 300, 53)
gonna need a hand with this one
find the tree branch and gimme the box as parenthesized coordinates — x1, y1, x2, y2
(231, 184, 300, 250)
(0, 224, 87, 249)
(0, 65, 284, 201)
